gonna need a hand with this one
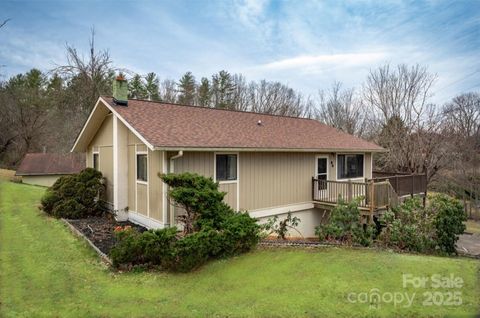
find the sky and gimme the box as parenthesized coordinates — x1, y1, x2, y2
(1, 0, 479, 104)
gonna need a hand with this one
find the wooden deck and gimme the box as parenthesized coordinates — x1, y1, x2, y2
(312, 173, 427, 222)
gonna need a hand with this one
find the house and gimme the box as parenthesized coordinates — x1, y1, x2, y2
(15, 153, 86, 187)
(71, 76, 388, 237)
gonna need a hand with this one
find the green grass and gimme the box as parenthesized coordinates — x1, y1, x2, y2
(1, 182, 479, 317)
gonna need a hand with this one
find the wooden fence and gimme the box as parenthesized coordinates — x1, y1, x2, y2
(371, 172, 427, 197)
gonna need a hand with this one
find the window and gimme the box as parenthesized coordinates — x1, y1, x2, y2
(93, 153, 99, 171)
(337, 154, 364, 179)
(136, 154, 148, 182)
(216, 154, 237, 181)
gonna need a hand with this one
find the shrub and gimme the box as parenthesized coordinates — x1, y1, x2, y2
(160, 173, 232, 233)
(111, 173, 261, 272)
(220, 212, 261, 255)
(378, 198, 436, 253)
(378, 195, 466, 255)
(429, 194, 466, 254)
(263, 212, 302, 240)
(315, 198, 374, 246)
(41, 168, 104, 219)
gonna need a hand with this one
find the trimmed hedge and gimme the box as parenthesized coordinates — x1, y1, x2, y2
(41, 168, 104, 219)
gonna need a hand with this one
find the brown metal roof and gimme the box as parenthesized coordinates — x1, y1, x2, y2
(16, 153, 85, 176)
(103, 97, 384, 152)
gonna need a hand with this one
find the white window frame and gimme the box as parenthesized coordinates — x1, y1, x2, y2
(135, 150, 148, 185)
(335, 153, 365, 181)
(214, 153, 239, 184)
(134, 145, 149, 217)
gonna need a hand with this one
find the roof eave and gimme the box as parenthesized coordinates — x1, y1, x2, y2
(152, 146, 387, 153)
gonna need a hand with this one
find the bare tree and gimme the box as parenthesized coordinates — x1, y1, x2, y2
(159, 79, 177, 103)
(364, 64, 448, 183)
(443, 92, 480, 215)
(316, 82, 367, 136)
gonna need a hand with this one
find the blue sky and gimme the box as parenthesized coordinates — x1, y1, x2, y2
(1, 0, 479, 104)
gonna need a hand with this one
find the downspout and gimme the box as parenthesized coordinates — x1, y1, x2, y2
(169, 150, 183, 173)
(168, 151, 183, 227)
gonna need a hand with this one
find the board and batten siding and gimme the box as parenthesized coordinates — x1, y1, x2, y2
(239, 152, 317, 211)
(169, 151, 238, 215)
(86, 114, 114, 204)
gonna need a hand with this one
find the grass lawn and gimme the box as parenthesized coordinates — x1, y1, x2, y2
(1, 182, 479, 317)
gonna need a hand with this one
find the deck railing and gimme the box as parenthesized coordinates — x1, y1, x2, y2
(371, 172, 427, 197)
(312, 178, 399, 210)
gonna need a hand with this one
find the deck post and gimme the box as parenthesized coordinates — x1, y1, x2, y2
(369, 179, 375, 224)
(311, 177, 315, 201)
(347, 180, 352, 202)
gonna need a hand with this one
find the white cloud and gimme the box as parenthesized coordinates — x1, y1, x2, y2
(256, 52, 387, 72)
(233, 0, 270, 28)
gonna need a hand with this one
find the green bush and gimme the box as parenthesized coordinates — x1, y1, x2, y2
(315, 198, 374, 246)
(378, 195, 466, 255)
(430, 194, 466, 254)
(160, 173, 232, 233)
(111, 173, 261, 272)
(41, 168, 104, 219)
(220, 212, 261, 255)
(378, 198, 436, 253)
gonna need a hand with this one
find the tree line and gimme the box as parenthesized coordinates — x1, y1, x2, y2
(0, 33, 478, 214)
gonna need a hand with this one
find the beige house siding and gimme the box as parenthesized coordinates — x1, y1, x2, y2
(127, 144, 136, 212)
(171, 151, 214, 177)
(148, 149, 163, 221)
(239, 152, 316, 211)
(168, 151, 373, 213)
(219, 182, 237, 210)
(22, 175, 67, 187)
(86, 114, 114, 204)
(136, 183, 148, 215)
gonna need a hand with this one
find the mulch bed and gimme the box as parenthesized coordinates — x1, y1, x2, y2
(67, 215, 147, 255)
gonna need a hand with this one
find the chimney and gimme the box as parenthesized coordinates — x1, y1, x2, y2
(113, 74, 128, 106)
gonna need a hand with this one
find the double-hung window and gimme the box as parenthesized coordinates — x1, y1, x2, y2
(337, 154, 364, 179)
(215, 154, 237, 181)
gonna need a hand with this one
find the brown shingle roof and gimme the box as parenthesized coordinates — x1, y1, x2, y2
(103, 97, 384, 152)
(16, 153, 85, 176)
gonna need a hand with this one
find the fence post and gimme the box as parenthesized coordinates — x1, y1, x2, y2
(411, 175, 414, 198)
(395, 176, 399, 193)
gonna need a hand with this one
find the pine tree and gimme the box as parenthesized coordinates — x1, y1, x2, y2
(128, 74, 147, 99)
(197, 77, 211, 107)
(144, 72, 160, 101)
(177, 72, 196, 105)
(212, 70, 235, 109)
